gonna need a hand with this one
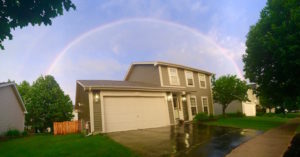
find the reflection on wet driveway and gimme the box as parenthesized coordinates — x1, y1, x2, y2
(108, 123, 262, 157)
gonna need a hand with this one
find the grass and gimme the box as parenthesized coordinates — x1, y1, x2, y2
(204, 113, 299, 131)
(0, 134, 137, 157)
(296, 125, 300, 133)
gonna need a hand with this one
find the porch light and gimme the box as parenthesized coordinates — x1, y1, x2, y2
(94, 94, 100, 102)
(182, 96, 186, 101)
(167, 95, 172, 101)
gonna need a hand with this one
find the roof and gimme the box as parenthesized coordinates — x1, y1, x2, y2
(77, 80, 196, 92)
(125, 61, 213, 80)
(0, 82, 27, 113)
(248, 83, 257, 90)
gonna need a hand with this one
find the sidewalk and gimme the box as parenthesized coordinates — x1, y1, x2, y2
(227, 118, 300, 157)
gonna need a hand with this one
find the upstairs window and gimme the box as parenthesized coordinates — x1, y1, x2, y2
(168, 68, 180, 85)
(185, 71, 194, 87)
(198, 74, 207, 88)
(190, 96, 198, 116)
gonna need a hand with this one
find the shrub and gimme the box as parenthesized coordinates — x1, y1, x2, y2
(5, 130, 21, 137)
(194, 113, 214, 122)
(22, 131, 28, 136)
(225, 112, 245, 118)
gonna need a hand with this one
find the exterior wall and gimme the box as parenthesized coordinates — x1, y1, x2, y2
(126, 65, 161, 85)
(72, 111, 78, 121)
(167, 95, 175, 125)
(214, 100, 243, 115)
(160, 65, 213, 115)
(0, 86, 25, 134)
(247, 89, 259, 105)
(93, 91, 102, 132)
(213, 89, 258, 116)
(76, 84, 90, 131)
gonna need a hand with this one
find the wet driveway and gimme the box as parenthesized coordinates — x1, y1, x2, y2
(108, 123, 263, 157)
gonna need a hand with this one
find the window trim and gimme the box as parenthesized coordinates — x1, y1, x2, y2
(168, 67, 180, 85)
(198, 73, 207, 89)
(184, 70, 195, 87)
(190, 95, 198, 116)
(201, 96, 209, 115)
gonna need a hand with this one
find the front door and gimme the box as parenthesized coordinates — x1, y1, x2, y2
(182, 98, 189, 121)
(172, 95, 180, 120)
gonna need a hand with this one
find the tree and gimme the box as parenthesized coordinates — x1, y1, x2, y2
(17, 81, 31, 102)
(259, 94, 275, 111)
(243, 0, 300, 110)
(23, 75, 73, 132)
(213, 75, 249, 116)
(0, 0, 76, 49)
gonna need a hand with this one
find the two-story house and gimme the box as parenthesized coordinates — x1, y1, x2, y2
(75, 61, 214, 133)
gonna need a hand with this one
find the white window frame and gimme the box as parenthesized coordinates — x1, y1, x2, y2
(168, 67, 180, 85)
(190, 95, 198, 116)
(201, 96, 209, 115)
(184, 70, 195, 87)
(198, 73, 207, 89)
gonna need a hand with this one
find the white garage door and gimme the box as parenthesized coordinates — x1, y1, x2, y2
(104, 96, 170, 132)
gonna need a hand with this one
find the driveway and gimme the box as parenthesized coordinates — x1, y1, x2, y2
(108, 123, 262, 157)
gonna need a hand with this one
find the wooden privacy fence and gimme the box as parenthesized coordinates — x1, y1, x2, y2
(53, 121, 80, 135)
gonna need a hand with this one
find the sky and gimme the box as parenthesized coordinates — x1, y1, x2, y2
(0, 0, 267, 102)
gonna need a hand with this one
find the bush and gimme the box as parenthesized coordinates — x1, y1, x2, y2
(22, 131, 28, 136)
(5, 130, 21, 137)
(257, 113, 300, 118)
(194, 113, 214, 122)
(224, 112, 245, 118)
(218, 111, 246, 118)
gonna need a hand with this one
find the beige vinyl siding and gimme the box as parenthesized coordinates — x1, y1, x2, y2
(160, 65, 213, 115)
(93, 91, 102, 132)
(0, 86, 25, 134)
(193, 73, 213, 115)
(126, 65, 161, 85)
(167, 99, 175, 125)
(214, 100, 243, 115)
(161, 66, 185, 86)
(76, 84, 90, 131)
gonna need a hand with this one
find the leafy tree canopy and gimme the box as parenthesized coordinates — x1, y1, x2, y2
(0, 0, 76, 49)
(243, 0, 300, 110)
(17, 75, 73, 132)
(213, 75, 249, 115)
(17, 80, 31, 104)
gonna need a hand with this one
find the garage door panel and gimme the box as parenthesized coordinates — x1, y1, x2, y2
(104, 96, 170, 132)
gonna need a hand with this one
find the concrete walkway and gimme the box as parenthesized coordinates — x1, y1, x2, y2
(227, 118, 300, 157)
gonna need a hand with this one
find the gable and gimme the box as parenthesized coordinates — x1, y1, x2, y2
(125, 64, 161, 85)
(0, 85, 26, 114)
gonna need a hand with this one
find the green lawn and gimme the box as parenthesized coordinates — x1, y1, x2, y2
(204, 116, 291, 131)
(296, 125, 300, 133)
(0, 134, 137, 157)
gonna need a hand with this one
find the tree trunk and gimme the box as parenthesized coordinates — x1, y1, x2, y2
(222, 105, 226, 116)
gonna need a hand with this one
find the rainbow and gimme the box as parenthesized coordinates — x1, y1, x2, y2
(45, 18, 244, 79)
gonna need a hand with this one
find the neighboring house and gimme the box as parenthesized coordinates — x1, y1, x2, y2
(0, 82, 27, 134)
(214, 84, 259, 116)
(75, 61, 214, 133)
(72, 106, 78, 121)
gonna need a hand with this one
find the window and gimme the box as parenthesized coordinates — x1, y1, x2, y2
(198, 74, 206, 88)
(168, 68, 180, 85)
(185, 71, 194, 87)
(190, 96, 198, 116)
(202, 97, 209, 114)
